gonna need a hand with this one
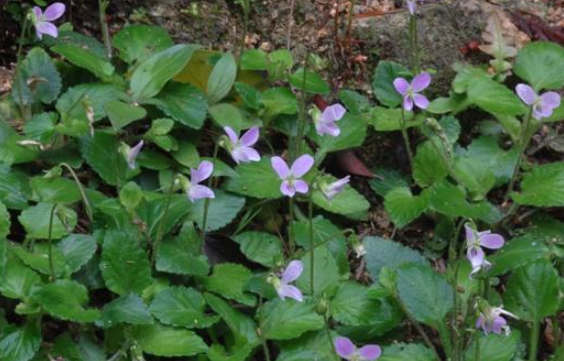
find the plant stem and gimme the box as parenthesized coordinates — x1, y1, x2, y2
(409, 14, 420, 74)
(61, 163, 93, 225)
(238, 0, 249, 60)
(505, 107, 534, 202)
(98, 0, 112, 58)
(396, 295, 441, 361)
(291, 53, 311, 161)
(449, 219, 465, 361)
(529, 318, 540, 361)
(437, 321, 454, 360)
(474, 333, 481, 361)
(47, 204, 57, 282)
(288, 197, 295, 254)
(151, 177, 175, 266)
(308, 192, 315, 294)
(323, 314, 340, 361)
(286, 0, 296, 50)
(400, 108, 414, 168)
(15, 17, 30, 121)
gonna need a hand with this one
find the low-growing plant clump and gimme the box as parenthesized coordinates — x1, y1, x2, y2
(0, 1, 564, 360)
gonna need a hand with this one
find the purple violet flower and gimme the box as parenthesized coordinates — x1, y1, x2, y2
(335, 336, 382, 361)
(223, 126, 261, 164)
(31, 3, 66, 39)
(465, 224, 504, 276)
(407, 0, 416, 15)
(272, 260, 304, 302)
(320, 176, 350, 201)
(314, 104, 347, 137)
(393, 72, 432, 111)
(186, 161, 215, 202)
(271, 154, 314, 198)
(124, 140, 144, 170)
(476, 306, 517, 336)
(516, 84, 561, 120)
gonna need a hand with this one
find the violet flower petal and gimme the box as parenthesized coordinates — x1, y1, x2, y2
(407, 0, 416, 15)
(43, 3, 66, 21)
(403, 96, 414, 111)
(290, 154, 314, 177)
(393, 78, 410, 95)
(240, 126, 260, 147)
(476, 315, 486, 333)
(233, 147, 260, 163)
(191, 161, 214, 184)
(468, 247, 485, 275)
(540, 92, 561, 111)
(321, 104, 347, 123)
(413, 93, 430, 109)
(33, 6, 43, 19)
(280, 180, 296, 197)
(127, 140, 144, 170)
(36, 22, 58, 38)
(188, 185, 215, 202)
(272, 156, 290, 179)
(358, 345, 382, 361)
(335, 337, 356, 359)
(491, 316, 507, 335)
(224, 126, 239, 144)
(281, 260, 304, 284)
(293, 180, 309, 194)
(464, 224, 475, 246)
(516, 84, 536, 105)
(411, 72, 431, 92)
(478, 233, 504, 249)
(277, 284, 303, 302)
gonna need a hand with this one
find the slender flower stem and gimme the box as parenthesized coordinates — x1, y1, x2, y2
(291, 53, 311, 161)
(409, 14, 420, 74)
(151, 177, 175, 266)
(505, 107, 534, 202)
(400, 108, 414, 168)
(15, 17, 30, 120)
(449, 219, 465, 361)
(288, 197, 295, 254)
(47, 204, 57, 282)
(98, 0, 112, 58)
(437, 321, 454, 360)
(258, 297, 272, 361)
(308, 192, 315, 294)
(238, 0, 250, 60)
(474, 333, 481, 361)
(61, 163, 93, 225)
(529, 318, 540, 361)
(286, 0, 296, 50)
(323, 314, 340, 361)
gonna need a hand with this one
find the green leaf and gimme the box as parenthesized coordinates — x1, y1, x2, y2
(0, 202, 10, 238)
(0, 123, 40, 165)
(132, 324, 208, 357)
(233, 232, 283, 267)
(466, 76, 525, 116)
(204, 293, 260, 345)
(296, 245, 340, 296)
(364, 236, 427, 280)
(51, 333, 106, 361)
(101, 293, 153, 327)
(11, 243, 66, 276)
(504, 259, 559, 322)
(208, 344, 254, 361)
(514, 41, 564, 90)
(413, 141, 449, 187)
(384, 187, 429, 228)
(512, 162, 564, 207)
(18, 203, 77, 239)
(113, 25, 174, 65)
(101, 230, 153, 295)
(150, 286, 218, 329)
(289, 68, 330, 94)
(225, 157, 282, 199)
(277, 330, 336, 361)
(150, 82, 208, 129)
(380, 343, 436, 361)
(464, 332, 519, 361)
(78, 132, 132, 187)
(131, 44, 200, 102)
(235, 82, 262, 110)
(207, 53, 237, 104)
(12, 47, 61, 105)
(372, 61, 409, 108)
(368, 107, 421, 131)
(156, 233, 210, 276)
(452, 156, 496, 200)
(0, 166, 31, 209)
(104, 100, 147, 130)
(58, 234, 97, 274)
(51, 44, 116, 82)
(261, 87, 298, 116)
(240, 49, 268, 70)
(339, 89, 370, 114)
(312, 175, 370, 219)
(396, 263, 453, 327)
(209, 102, 245, 132)
(119, 181, 143, 212)
(0, 322, 41, 361)
(488, 234, 550, 276)
(261, 299, 325, 340)
(200, 263, 255, 306)
(137, 194, 191, 238)
(311, 114, 368, 153)
(30, 176, 82, 204)
(187, 190, 245, 231)
(461, 136, 518, 186)
(30, 280, 100, 322)
(0, 250, 40, 299)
